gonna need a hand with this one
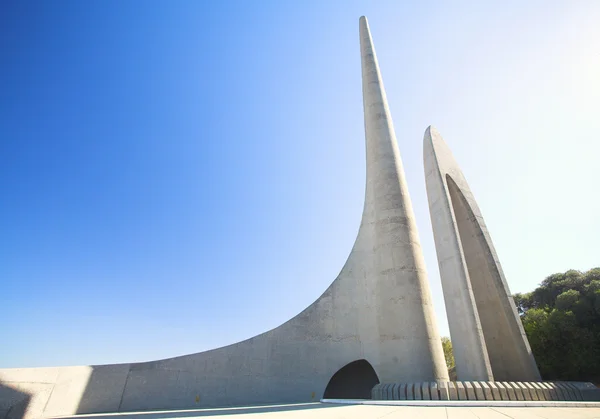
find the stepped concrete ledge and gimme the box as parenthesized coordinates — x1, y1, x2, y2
(371, 381, 600, 402)
(323, 398, 600, 408)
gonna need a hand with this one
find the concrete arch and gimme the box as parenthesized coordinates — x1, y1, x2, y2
(0, 17, 448, 418)
(423, 125, 541, 382)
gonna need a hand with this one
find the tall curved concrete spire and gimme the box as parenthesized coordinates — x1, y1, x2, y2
(0, 17, 448, 418)
(423, 125, 541, 382)
(358, 16, 448, 381)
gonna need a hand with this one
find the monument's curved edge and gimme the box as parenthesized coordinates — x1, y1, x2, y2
(0, 17, 449, 419)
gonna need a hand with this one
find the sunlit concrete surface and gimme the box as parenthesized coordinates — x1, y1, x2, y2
(424, 126, 540, 382)
(0, 16, 447, 417)
(44, 403, 600, 419)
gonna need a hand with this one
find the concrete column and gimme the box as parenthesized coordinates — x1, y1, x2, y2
(359, 17, 449, 382)
(423, 126, 540, 382)
(423, 126, 494, 381)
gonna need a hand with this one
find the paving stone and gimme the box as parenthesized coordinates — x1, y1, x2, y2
(406, 383, 414, 400)
(455, 382, 466, 400)
(495, 382, 509, 401)
(429, 382, 440, 400)
(413, 382, 422, 400)
(446, 382, 457, 400)
(508, 382, 524, 400)
(479, 381, 494, 400)
(464, 382, 477, 400)
(523, 382, 538, 401)
(530, 382, 546, 401)
(472, 381, 485, 400)
(398, 383, 407, 400)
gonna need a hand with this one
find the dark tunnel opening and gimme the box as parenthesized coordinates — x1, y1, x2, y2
(323, 359, 380, 399)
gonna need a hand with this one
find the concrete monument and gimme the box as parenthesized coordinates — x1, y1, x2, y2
(0, 16, 448, 419)
(3, 17, 599, 418)
(423, 126, 541, 382)
(373, 127, 600, 401)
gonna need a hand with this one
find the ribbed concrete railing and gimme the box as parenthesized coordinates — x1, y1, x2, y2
(371, 381, 600, 401)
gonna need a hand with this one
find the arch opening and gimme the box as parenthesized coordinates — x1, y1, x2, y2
(323, 359, 379, 399)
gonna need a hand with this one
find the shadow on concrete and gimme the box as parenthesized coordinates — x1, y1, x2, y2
(76, 365, 130, 415)
(0, 382, 31, 419)
(54, 402, 346, 419)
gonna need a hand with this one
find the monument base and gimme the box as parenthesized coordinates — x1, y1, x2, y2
(371, 381, 600, 401)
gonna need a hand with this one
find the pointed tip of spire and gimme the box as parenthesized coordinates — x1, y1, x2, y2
(423, 125, 451, 162)
(425, 125, 437, 135)
(424, 125, 441, 140)
(423, 125, 441, 150)
(359, 16, 369, 32)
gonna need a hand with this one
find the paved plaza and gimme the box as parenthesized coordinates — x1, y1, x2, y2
(49, 403, 600, 419)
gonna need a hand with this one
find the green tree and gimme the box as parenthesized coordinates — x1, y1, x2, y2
(441, 336, 455, 369)
(515, 267, 600, 383)
(441, 336, 456, 380)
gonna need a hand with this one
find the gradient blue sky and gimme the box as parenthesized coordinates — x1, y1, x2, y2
(1, 1, 599, 368)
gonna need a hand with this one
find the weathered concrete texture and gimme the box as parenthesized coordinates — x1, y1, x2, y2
(423, 126, 541, 382)
(0, 17, 448, 419)
(371, 382, 600, 401)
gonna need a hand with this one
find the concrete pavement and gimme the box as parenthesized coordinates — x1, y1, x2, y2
(46, 403, 600, 419)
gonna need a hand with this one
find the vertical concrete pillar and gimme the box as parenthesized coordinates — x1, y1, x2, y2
(359, 16, 449, 383)
(423, 126, 541, 382)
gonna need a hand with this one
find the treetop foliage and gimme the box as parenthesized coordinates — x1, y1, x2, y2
(513, 268, 600, 383)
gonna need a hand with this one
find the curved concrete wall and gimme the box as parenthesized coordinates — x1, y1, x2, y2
(0, 17, 448, 419)
(423, 126, 541, 382)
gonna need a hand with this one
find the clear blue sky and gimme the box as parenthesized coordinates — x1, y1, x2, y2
(1, 1, 599, 368)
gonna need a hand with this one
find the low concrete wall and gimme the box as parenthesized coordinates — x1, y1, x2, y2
(0, 307, 360, 419)
(0, 365, 129, 419)
(371, 381, 600, 401)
